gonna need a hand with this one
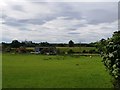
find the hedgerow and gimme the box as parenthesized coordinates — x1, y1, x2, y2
(101, 31, 120, 88)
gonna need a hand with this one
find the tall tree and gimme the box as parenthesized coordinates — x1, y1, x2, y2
(11, 40, 21, 48)
(68, 40, 74, 47)
(96, 38, 107, 54)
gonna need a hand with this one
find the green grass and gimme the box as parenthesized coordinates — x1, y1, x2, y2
(57, 47, 96, 53)
(0, 53, 2, 89)
(2, 54, 112, 88)
(25, 47, 97, 53)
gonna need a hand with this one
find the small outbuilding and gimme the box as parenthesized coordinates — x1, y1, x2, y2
(34, 47, 57, 55)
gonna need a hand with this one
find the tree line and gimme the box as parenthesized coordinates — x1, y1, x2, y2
(2, 40, 95, 48)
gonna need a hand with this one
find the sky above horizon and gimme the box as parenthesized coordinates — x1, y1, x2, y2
(1, 0, 118, 43)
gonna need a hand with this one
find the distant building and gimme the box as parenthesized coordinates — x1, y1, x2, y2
(34, 47, 57, 55)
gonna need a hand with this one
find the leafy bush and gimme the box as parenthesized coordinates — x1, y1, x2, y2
(88, 49, 96, 54)
(82, 50, 87, 53)
(16, 46, 27, 53)
(5, 47, 11, 52)
(68, 49, 74, 54)
(101, 31, 120, 88)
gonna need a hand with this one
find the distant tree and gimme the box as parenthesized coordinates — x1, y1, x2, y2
(21, 41, 34, 47)
(68, 40, 74, 47)
(40, 42, 50, 47)
(95, 38, 107, 54)
(59, 43, 65, 47)
(11, 40, 21, 48)
(88, 49, 96, 54)
(21, 41, 26, 47)
(5, 46, 11, 52)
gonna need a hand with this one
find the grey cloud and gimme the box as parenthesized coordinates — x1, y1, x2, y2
(68, 32, 80, 34)
(3, 2, 118, 26)
(2, 37, 12, 43)
(52, 2, 118, 24)
(19, 28, 33, 31)
(118, 1, 120, 31)
(55, 3, 82, 19)
(11, 5, 24, 11)
(119, 2, 120, 19)
(86, 9, 118, 24)
(3, 17, 27, 27)
(18, 19, 45, 25)
(3, 16, 52, 27)
(2, 2, 118, 43)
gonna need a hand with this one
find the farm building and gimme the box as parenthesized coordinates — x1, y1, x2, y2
(34, 47, 57, 55)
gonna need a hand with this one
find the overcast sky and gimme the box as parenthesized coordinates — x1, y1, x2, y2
(1, 0, 118, 43)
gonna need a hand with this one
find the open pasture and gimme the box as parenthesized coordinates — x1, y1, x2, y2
(25, 46, 97, 53)
(2, 54, 112, 88)
(56, 47, 96, 53)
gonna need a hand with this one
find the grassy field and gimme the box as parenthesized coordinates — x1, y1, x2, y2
(25, 47, 97, 53)
(56, 47, 96, 53)
(0, 53, 2, 89)
(2, 54, 112, 88)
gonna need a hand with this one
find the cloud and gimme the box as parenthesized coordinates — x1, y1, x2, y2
(74, 21, 118, 42)
(42, 17, 88, 30)
(1, 1, 118, 43)
(2, 16, 118, 43)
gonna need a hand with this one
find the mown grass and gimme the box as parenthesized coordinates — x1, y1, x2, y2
(0, 53, 2, 89)
(2, 54, 112, 88)
(26, 47, 97, 53)
(56, 47, 96, 53)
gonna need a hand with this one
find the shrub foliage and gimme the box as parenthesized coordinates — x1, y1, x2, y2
(101, 31, 120, 88)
